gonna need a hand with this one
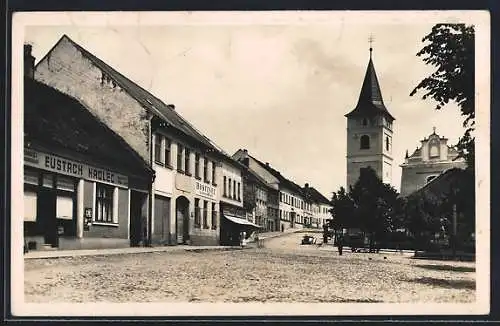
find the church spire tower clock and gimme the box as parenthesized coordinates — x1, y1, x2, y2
(345, 40, 395, 189)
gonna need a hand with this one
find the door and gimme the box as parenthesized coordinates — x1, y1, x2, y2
(38, 188, 58, 247)
(130, 191, 146, 247)
(154, 195, 171, 245)
(175, 196, 190, 244)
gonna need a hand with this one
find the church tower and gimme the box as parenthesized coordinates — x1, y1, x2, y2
(345, 45, 395, 189)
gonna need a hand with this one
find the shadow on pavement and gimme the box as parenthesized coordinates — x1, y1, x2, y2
(404, 277, 475, 290)
(415, 264, 475, 273)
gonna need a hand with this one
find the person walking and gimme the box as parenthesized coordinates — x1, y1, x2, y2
(337, 232, 344, 256)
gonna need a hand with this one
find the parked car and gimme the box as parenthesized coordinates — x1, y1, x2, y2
(301, 235, 316, 245)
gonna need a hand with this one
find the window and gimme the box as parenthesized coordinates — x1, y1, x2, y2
(95, 183, 114, 223)
(194, 198, 201, 227)
(233, 180, 236, 199)
(385, 136, 390, 152)
(203, 157, 208, 182)
(362, 118, 368, 126)
(430, 144, 439, 158)
(184, 148, 191, 175)
(164, 138, 172, 166)
(24, 191, 37, 222)
(237, 183, 241, 201)
(154, 134, 162, 163)
(280, 210, 282, 219)
(24, 169, 39, 185)
(177, 144, 184, 172)
(195, 153, 200, 178)
(280, 193, 283, 202)
(212, 162, 217, 185)
(223, 176, 227, 197)
(228, 178, 232, 199)
(211, 203, 217, 230)
(203, 200, 208, 228)
(360, 135, 370, 149)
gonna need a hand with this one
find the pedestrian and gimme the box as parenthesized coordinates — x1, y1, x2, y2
(337, 233, 343, 256)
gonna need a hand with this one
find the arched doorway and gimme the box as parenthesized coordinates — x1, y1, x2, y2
(175, 196, 190, 244)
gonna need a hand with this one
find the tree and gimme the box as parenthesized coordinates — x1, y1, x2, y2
(329, 186, 355, 230)
(410, 24, 475, 170)
(349, 167, 399, 251)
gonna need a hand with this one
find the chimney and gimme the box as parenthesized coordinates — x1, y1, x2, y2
(265, 162, 269, 166)
(24, 44, 35, 79)
(305, 183, 309, 188)
(167, 104, 175, 110)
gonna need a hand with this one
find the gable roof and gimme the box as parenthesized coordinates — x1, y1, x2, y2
(302, 186, 331, 205)
(24, 77, 153, 176)
(40, 35, 218, 153)
(345, 54, 395, 121)
(248, 154, 304, 195)
(407, 168, 469, 200)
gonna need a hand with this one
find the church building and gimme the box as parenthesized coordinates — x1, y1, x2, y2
(399, 128, 467, 197)
(345, 46, 395, 189)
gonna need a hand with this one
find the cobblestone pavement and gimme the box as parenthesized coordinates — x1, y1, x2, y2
(24, 232, 475, 303)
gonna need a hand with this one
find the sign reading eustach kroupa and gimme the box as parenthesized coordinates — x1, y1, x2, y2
(24, 148, 128, 187)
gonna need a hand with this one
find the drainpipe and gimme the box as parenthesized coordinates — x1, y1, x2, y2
(147, 114, 155, 247)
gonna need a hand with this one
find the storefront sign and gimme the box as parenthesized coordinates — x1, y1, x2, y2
(24, 149, 128, 187)
(194, 181, 216, 199)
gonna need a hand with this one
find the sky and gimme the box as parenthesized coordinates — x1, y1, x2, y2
(23, 12, 469, 198)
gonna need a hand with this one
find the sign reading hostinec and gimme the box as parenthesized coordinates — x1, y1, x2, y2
(195, 180, 216, 199)
(24, 148, 128, 187)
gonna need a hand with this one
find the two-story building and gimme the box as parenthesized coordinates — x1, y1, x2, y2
(23, 45, 153, 251)
(302, 184, 333, 228)
(233, 149, 306, 232)
(34, 34, 229, 246)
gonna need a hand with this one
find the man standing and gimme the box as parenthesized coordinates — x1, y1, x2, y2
(337, 232, 344, 256)
(323, 224, 329, 245)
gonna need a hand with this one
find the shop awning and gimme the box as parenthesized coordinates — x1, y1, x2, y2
(223, 214, 262, 228)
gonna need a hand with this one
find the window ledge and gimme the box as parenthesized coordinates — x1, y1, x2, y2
(185, 172, 192, 177)
(92, 222, 119, 227)
(177, 169, 185, 174)
(212, 183, 217, 187)
(195, 176, 202, 180)
(164, 164, 173, 170)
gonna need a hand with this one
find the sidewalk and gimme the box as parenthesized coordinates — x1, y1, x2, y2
(24, 245, 244, 260)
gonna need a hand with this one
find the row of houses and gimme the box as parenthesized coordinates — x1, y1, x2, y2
(23, 35, 332, 251)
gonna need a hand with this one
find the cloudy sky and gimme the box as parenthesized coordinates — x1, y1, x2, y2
(23, 11, 472, 197)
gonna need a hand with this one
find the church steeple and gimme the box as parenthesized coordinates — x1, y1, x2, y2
(345, 46, 395, 121)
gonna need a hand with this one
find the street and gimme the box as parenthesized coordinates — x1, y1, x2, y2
(24, 232, 475, 303)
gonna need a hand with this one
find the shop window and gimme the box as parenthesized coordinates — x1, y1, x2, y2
(56, 196, 73, 220)
(164, 138, 172, 167)
(24, 191, 37, 222)
(195, 153, 200, 179)
(211, 203, 217, 230)
(203, 200, 208, 228)
(154, 134, 162, 164)
(184, 148, 191, 175)
(95, 183, 114, 223)
(360, 135, 370, 150)
(194, 198, 201, 227)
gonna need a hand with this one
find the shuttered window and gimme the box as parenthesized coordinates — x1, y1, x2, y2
(56, 196, 74, 220)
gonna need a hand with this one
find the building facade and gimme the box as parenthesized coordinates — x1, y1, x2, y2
(345, 48, 395, 189)
(24, 45, 153, 251)
(34, 34, 232, 246)
(302, 184, 333, 228)
(399, 128, 467, 197)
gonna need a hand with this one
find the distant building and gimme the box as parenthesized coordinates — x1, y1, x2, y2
(302, 184, 333, 228)
(400, 128, 467, 197)
(345, 47, 395, 189)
